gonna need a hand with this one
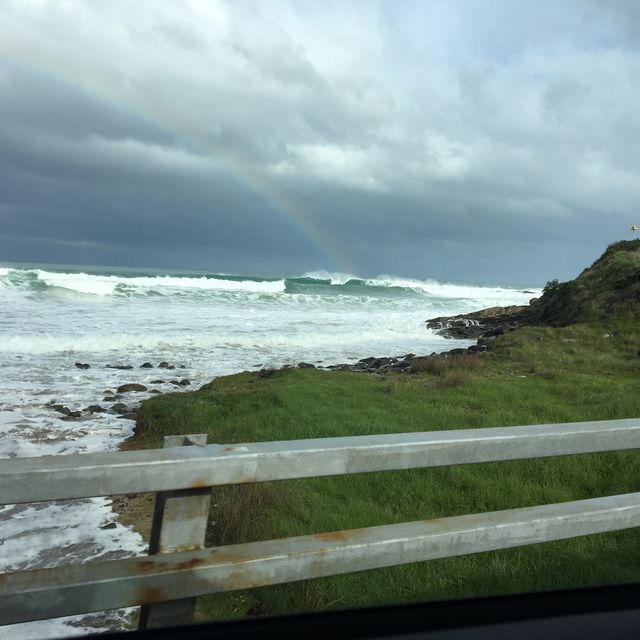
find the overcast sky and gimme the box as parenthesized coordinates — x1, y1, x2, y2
(1, 0, 639, 284)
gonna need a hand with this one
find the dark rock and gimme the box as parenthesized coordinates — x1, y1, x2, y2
(103, 396, 118, 402)
(149, 380, 165, 384)
(179, 365, 186, 369)
(118, 412, 138, 420)
(178, 379, 191, 386)
(253, 363, 263, 368)
(447, 348, 467, 356)
(140, 362, 153, 369)
(353, 358, 384, 371)
(297, 362, 315, 369)
(58, 406, 71, 416)
(150, 389, 161, 394)
(327, 363, 355, 371)
(166, 365, 175, 370)
(158, 362, 170, 369)
(100, 522, 118, 530)
(74, 362, 90, 369)
(425, 318, 485, 339)
(68, 411, 82, 418)
(110, 403, 129, 414)
(117, 383, 147, 393)
(85, 405, 107, 413)
(426, 305, 531, 339)
(106, 364, 134, 370)
(103, 390, 114, 396)
(467, 345, 486, 353)
(169, 380, 181, 386)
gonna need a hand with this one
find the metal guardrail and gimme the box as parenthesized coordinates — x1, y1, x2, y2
(3, 419, 640, 504)
(1, 418, 640, 629)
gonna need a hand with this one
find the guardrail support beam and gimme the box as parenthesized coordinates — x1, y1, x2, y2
(138, 434, 211, 630)
(3, 492, 640, 625)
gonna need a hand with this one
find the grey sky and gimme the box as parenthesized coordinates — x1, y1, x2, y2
(1, 0, 638, 284)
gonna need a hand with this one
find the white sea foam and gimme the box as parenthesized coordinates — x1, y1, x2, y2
(0, 323, 455, 355)
(300, 269, 540, 301)
(0, 333, 210, 354)
(365, 274, 539, 301)
(0, 267, 10, 288)
(33, 269, 286, 296)
(36, 270, 119, 295)
(301, 270, 361, 285)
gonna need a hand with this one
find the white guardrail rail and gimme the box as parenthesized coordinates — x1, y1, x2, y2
(1, 418, 640, 629)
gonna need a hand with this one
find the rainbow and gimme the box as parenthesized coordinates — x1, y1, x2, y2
(6, 55, 348, 271)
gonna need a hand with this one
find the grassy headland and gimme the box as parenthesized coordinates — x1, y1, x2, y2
(128, 240, 640, 620)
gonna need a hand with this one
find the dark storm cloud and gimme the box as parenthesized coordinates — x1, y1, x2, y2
(0, 0, 639, 283)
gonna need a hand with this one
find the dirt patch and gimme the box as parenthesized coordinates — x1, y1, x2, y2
(110, 493, 154, 544)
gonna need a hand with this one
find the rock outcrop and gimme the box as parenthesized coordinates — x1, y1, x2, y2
(426, 305, 530, 339)
(426, 239, 640, 341)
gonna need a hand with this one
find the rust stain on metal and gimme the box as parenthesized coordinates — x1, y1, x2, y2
(420, 517, 463, 533)
(136, 586, 168, 605)
(174, 557, 207, 571)
(223, 570, 246, 591)
(223, 569, 268, 591)
(187, 479, 212, 489)
(312, 530, 350, 542)
(209, 548, 261, 564)
(157, 542, 201, 554)
(136, 556, 207, 573)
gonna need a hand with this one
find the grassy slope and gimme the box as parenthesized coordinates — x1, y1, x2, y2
(530, 239, 640, 325)
(134, 321, 640, 620)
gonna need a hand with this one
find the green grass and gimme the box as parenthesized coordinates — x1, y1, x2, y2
(133, 322, 640, 621)
(533, 239, 640, 325)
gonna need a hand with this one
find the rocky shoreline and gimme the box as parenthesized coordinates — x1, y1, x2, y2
(47, 299, 540, 424)
(44, 361, 191, 424)
(425, 303, 535, 339)
(307, 303, 537, 375)
(46, 302, 535, 422)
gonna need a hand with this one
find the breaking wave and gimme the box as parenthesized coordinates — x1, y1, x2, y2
(0, 266, 540, 303)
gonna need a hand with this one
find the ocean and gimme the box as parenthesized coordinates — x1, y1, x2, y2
(0, 263, 540, 638)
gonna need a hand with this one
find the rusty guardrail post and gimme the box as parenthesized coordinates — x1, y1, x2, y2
(138, 434, 211, 629)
